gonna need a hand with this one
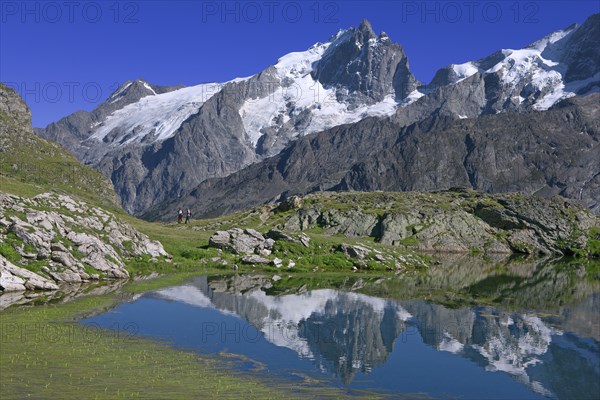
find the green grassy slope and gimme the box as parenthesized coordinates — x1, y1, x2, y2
(0, 84, 118, 208)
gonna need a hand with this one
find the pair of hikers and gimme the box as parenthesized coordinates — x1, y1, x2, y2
(177, 207, 192, 224)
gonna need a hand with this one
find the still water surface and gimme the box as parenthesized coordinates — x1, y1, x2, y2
(83, 270, 600, 399)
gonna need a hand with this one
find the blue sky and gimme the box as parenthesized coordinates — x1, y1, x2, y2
(1, 1, 598, 127)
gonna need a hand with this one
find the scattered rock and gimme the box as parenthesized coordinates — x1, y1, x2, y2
(208, 231, 231, 249)
(265, 229, 311, 247)
(209, 227, 313, 265)
(271, 258, 283, 268)
(208, 229, 263, 255)
(265, 229, 297, 243)
(263, 238, 276, 249)
(0, 255, 59, 291)
(339, 243, 370, 260)
(244, 228, 265, 242)
(299, 233, 311, 248)
(277, 196, 304, 212)
(241, 255, 271, 265)
(257, 248, 272, 256)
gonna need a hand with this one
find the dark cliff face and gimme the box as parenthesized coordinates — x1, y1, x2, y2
(145, 93, 600, 220)
(0, 83, 32, 131)
(311, 20, 419, 103)
(560, 13, 600, 83)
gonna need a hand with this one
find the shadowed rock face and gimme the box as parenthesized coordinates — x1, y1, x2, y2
(147, 93, 600, 220)
(311, 19, 419, 103)
(560, 14, 600, 82)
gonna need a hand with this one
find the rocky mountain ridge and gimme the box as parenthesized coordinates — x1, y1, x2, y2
(0, 83, 119, 205)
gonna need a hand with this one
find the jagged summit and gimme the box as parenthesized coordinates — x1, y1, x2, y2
(311, 19, 419, 103)
(107, 79, 157, 105)
(357, 19, 375, 36)
(423, 14, 599, 113)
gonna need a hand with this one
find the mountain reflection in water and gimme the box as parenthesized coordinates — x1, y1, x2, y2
(83, 258, 600, 399)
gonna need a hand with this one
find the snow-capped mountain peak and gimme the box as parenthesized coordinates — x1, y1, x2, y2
(84, 20, 418, 153)
(107, 79, 158, 105)
(427, 17, 599, 112)
(238, 20, 420, 151)
(527, 22, 577, 52)
(90, 81, 225, 145)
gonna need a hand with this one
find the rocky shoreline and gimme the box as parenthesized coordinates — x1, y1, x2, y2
(0, 192, 169, 292)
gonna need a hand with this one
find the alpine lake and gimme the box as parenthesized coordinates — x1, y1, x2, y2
(1, 256, 599, 399)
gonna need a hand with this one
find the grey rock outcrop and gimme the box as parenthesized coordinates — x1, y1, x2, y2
(0, 83, 32, 133)
(208, 227, 313, 256)
(265, 229, 310, 247)
(0, 255, 59, 291)
(208, 228, 272, 255)
(241, 255, 271, 265)
(0, 192, 169, 292)
(339, 243, 370, 260)
(246, 191, 597, 256)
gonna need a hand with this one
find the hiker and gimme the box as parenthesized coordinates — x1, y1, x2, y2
(185, 208, 192, 224)
(177, 207, 183, 224)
